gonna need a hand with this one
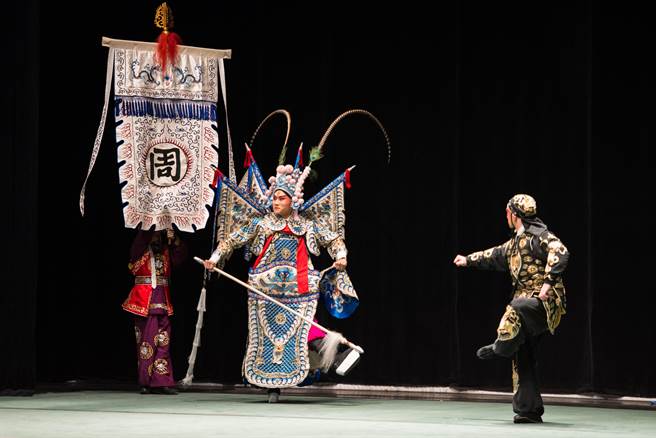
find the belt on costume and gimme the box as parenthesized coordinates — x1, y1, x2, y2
(135, 276, 169, 286)
(149, 303, 169, 310)
(514, 287, 539, 298)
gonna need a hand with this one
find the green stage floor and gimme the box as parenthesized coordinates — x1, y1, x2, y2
(1, 391, 654, 438)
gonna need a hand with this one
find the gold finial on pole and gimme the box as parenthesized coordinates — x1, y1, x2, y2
(155, 2, 175, 33)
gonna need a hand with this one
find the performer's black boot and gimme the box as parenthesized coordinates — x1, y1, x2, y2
(513, 413, 543, 424)
(267, 388, 280, 403)
(476, 344, 497, 360)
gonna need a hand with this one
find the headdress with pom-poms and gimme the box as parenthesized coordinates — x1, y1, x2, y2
(262, 144, 312, 211)
(154, 2, 181, 80)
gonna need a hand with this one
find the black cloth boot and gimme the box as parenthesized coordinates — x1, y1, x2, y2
(489, 297, 548, 421)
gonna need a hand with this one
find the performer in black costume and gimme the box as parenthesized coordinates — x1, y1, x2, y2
(454, 194, 569, 423)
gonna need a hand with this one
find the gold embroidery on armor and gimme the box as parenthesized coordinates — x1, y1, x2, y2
(154, 358, 169, 375)
(154, 330, 170, 347)
(548, 253, 560, 266)
(129, 251, 149, 274)
(509, 252, 521, 277)
(123, 302, 148, 315)
(470, 252, 482, 261)
(272, 342, 285, 364)
(497, 305, 521, 341)
(280, 247, 292, 259)
(139, 342, 154, 360)
(542, 285, 567, 333)
(512, 359, 519, 393)
(275, 313, 287, 325)
(148, 364, 153, 376)
(483, 248, 494, 258)
(519, 238, 527, 248)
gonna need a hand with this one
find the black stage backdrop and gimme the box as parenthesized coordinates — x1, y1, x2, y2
(4, 0, 655, 396)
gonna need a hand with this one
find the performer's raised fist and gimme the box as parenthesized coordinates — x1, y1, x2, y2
(203, 260, 216, 270)
(453, 255, 467, 267)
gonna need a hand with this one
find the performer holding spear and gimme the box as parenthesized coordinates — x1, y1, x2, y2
(200, 109, 390, 402)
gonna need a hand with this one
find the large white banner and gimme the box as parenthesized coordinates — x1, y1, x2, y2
(114, 46, 219, 232)
(80, 39, 231, 232)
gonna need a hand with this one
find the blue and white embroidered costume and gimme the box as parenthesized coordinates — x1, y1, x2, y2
(209, 109, 389, 388)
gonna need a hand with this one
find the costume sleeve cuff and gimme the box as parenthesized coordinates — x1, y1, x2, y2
(543, 276, 556, 286)
(465, 254, 478, 266)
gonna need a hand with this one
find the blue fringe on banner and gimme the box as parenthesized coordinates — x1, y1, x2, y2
(116, 97, 217, 121)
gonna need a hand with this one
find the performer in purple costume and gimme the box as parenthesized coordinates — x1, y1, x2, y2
(123, 229, 187, 394)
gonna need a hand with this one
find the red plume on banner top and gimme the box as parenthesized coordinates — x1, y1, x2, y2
(154, 2, 181, 78)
